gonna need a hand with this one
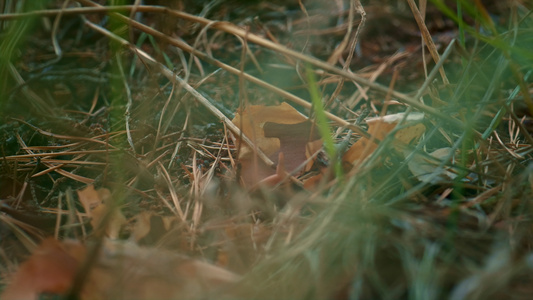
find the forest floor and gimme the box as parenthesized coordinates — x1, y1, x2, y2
(1, 0, 533, 299)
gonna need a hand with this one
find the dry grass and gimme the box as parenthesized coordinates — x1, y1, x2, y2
(1, 0, 533, 299)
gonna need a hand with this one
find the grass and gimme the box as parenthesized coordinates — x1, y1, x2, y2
(1, 0, 533, 299)
(305, 63, 344, 180)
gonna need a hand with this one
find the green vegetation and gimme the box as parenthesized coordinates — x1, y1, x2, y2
(1, 1, 532, 299)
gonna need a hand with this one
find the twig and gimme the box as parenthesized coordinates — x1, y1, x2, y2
(407, 0, 449, 84)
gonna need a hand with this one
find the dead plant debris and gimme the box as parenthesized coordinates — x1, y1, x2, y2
(1, 1, 533, 299)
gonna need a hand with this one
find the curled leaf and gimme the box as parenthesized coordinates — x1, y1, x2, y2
(407, 147, 458, 184)
(343, 112, 426, 165)
(77, 185, 126, 239)
(232, 102, 322, 186)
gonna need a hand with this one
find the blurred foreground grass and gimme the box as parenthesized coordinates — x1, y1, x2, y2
(1, 1, 533, 299)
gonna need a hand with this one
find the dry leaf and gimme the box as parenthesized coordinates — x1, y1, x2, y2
(343, 112, 425, 165)
(83, 240, 241, 300)
(212, 220, 271, 272)
(407, 147, 457, 184)
(0, 238, 86, 300)
(302, 172, 325, 189)
(232, 102, 322, 186)
(232, 102, 308, 159)
(78, 184, 108, 214)
(131, 211, 176, 245)
(258, 152, 288, 187)
(1, 238, 240, 300)
(77, 185, 126, 239)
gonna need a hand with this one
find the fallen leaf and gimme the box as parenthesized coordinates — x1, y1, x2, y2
(343, 112, 425, 165)
(232, 102, 322, 186)
(0, 238, 85, 300)
(78, 184, 107, 214)
(257, 152, 288, 187)
(1, 238, 240, 300)
(90, 204, 126, 239)
(264, 120, 322, 172)
(302, 172, 325, 189)
(131, 211, 176, 245)
(210, 220, 271, 272)
(77, 185, 126, 239)
(83, 239, 241, 300)
(407, 147, 457, 184)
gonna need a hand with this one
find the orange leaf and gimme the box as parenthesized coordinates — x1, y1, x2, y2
(0, 238, 85, 300)
(77, 185, 126, 239)
(343, 112, 425, 165)
(232, 102, 322, 186)
(77, 185, 107, 214)
(82, 240, 241, 299)
(1, 238, 240, 300)
(132, 212, 176, 245)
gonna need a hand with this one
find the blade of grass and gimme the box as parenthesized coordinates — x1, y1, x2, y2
(305, 64, 343, 181)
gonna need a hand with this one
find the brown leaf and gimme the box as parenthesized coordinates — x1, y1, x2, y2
(264, 120, 322, 173)
(257, 152, 287, 187)
(82, 240, 241, 300)
(77, 185, 107, 214)
(232, 102, 322, 186)
(302, 172, 325, 189)
(232, 102, 309, 159)
(0, 238, 86, 300)
(77, 185, 126, 239)
(131, 212, 176, 245)
(1, 238, 240, 300)
(343, 112, 425, 165)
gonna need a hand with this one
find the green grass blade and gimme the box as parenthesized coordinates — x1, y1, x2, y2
(305, 64, 343, 180)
